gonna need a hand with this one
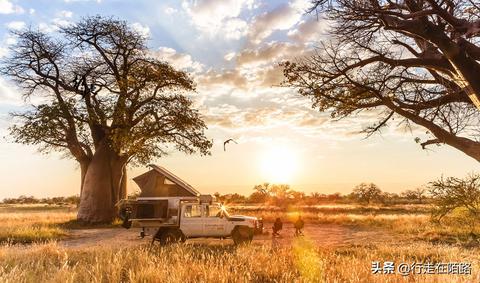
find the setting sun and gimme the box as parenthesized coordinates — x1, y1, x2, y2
(259, 145, 299, 184)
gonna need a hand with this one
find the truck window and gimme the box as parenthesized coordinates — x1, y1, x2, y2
(184, 204, 201, 218)
(206, 205, 221, 217)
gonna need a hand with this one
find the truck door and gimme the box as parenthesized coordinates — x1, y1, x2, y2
(203, 204, 226, 236)
(180, 204, 203, 237)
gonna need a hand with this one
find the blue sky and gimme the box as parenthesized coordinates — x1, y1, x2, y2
(0, 0, 478, 199)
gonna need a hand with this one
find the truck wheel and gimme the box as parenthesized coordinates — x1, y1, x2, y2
(159, 229, 182, 245)
(232, 226, 253, 245)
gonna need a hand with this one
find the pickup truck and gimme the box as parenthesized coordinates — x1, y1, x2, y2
(118, 196, 263, 245)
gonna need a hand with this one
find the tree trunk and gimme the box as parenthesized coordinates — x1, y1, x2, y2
(119, 167, 127, 200)
(77, 140, 127, 223)
(79, 160, 90, 197)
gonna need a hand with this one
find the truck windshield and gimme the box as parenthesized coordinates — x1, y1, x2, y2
(207, 205, 230, 218)
(220, 205, 230, 218)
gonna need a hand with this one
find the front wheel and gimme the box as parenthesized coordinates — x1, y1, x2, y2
(232, 226, 253, 245)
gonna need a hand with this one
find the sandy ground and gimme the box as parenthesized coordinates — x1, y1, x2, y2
(60, 223, 397, 249)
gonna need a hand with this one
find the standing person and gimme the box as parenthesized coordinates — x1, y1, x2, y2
(294, 215, 304, 237)
(272, 217, 283, 237)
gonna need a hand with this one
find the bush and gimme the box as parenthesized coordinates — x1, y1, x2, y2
(350, 183, 383, 204)
(429, 173, 480, 229)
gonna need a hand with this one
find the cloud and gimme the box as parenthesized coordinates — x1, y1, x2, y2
(58, 10, 73, 18)
(0, 47, 7, 58)
(248, 0, 310, 44)
(199, 69, 247, 89)
(182, 0, 254, 39)
(231, 41, 315, 87)
(224, 52, 236, 61)
(0, 78, 23, 106)
(257, 66, 284, 87)
(130, 22, 150, 38)
(64, 0, 101, 3)
(165, 6, 177, 15)
(0, 0, 24, 14)
(287, 18, 328, 43)
(5, 21, 25, 30)
(151, 47, 204, 73)
(236, 41, 303, 67)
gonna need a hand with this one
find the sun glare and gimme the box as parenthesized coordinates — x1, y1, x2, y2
(260, 145, 299, 184)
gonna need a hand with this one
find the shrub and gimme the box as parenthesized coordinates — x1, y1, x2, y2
(429, 174, 480, 229)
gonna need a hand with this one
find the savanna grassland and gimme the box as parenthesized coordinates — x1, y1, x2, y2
(0, 204, 479, 283)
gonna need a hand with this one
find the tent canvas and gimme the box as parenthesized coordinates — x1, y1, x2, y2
(133, 164, 200, 198)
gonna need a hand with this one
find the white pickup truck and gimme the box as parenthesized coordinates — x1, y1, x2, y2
(118, 196, 263, 245)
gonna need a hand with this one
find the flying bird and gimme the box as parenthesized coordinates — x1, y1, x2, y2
(223, 138, 238, 151)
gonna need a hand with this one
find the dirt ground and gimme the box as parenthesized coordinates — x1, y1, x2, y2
(60, 223, 398, 249)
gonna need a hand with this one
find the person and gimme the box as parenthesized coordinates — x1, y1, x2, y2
(294, 215, 304, 237)
(272, 217, 283, 237)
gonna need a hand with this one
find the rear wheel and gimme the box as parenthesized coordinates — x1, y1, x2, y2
(157, 229, 183, 245)
(232, 226, 253, 245)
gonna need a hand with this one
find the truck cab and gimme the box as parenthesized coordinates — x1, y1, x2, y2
(180, 202, 262, 240)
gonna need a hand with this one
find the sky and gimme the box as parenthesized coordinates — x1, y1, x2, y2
(0, 0, 478, 199)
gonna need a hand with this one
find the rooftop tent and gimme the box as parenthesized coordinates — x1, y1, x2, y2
(133, 164, 200, 198)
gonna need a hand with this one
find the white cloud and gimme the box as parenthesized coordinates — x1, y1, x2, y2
(0, 0, 24, 14)
(4, 33, 17, 45)
(38, 22, 59, 33)
(0, 47, 7, 58)
(58, 10, 73, 18)
(182, 0, 254, 39)
(165, 6, 177, 15)
(152, 47, 204, 73)
(64, 0, 101, 3)
(0, 78, 23, 106)
(248, 0, 310, 44)
(52, 18, 72, 28)
(236, 41, 305, 67)
(5, 21, 25, 30)
(224, 52, 236, 61)
(130, 22, 150, 38)
(222, 18, 248, 40)
(287, 18, 328, 43)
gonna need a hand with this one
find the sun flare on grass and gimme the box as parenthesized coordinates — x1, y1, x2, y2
(259, 145, 299, 184)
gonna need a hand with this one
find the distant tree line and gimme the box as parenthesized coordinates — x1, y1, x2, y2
(2, 195, 80, 205)
(213, 182, 430, 207)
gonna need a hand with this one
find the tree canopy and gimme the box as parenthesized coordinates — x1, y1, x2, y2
(283, 0, 480, 161)
(3, 16, 211, 165)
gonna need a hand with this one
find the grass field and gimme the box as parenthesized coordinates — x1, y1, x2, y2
(0, 204, 478, 282)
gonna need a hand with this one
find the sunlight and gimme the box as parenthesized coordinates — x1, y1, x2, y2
(259, 145, 299, 183)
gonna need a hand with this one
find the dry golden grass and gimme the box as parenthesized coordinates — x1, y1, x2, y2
(236, 208, 480, 244)
(0, 205, 122, 243)
(0, 238, 478, 282)
(1, 204, 479, 282)
(0, 209, 75, 244)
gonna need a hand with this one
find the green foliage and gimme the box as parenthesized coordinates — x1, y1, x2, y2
(402, 187, 427, 204)
(350, 183, 383, 204)
(2, 16, 212, 167)
(429, 173, 480, 228)
(2, 195, 80, 205)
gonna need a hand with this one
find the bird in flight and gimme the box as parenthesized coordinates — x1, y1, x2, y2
(223, 139, 238, 151)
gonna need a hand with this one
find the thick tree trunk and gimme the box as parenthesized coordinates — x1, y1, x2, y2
(119, 167, 127, 200)
(79, 160, 90, 197)
(77, 140, 127, 223)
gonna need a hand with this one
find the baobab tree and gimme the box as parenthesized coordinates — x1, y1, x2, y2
(1, 17, 212, 222)
(283, 0, 480, 161)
